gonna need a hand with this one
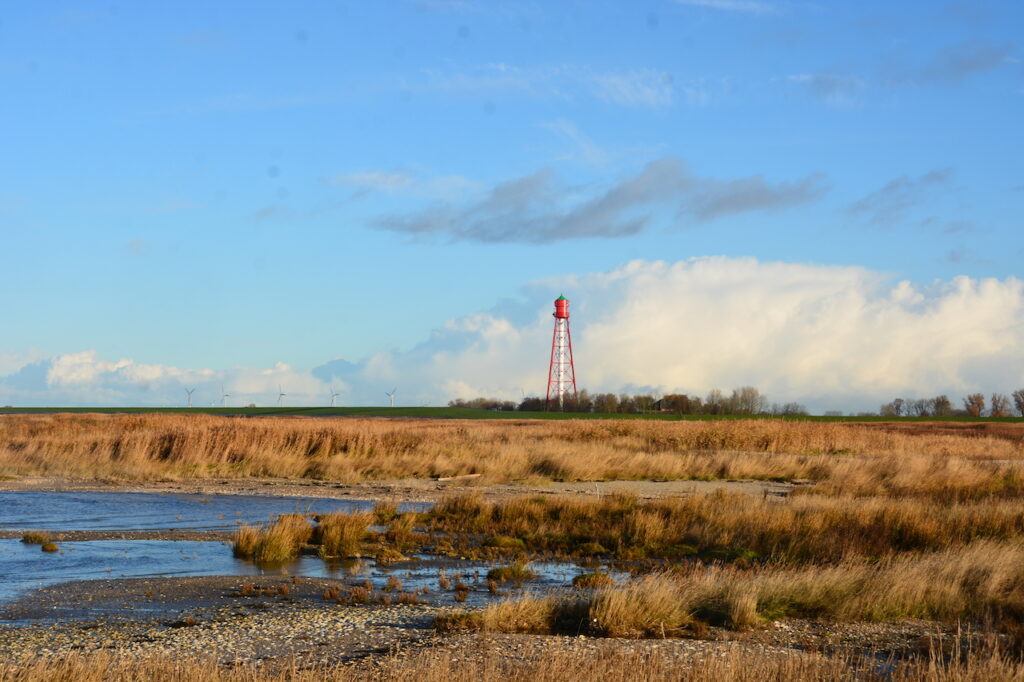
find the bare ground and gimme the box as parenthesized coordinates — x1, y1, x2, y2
(0, 476, 794, 502)
(0, 575, 965, 672)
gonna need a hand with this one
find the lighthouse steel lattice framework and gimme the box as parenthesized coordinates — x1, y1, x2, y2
(545, 295, 577, 411)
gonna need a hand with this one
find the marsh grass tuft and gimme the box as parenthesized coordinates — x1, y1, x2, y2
(20, 532, 50, 545)
(231, 514, 312, 563)
(314, 512, 371, 558)
(572, 572, 615, 589)
(487, 563, 535, 583)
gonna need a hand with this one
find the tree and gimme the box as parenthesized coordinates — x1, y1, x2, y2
(1013, 390, 1024, 418)
(704, 389, 726, 415)
(592, 393, 619, 414)
(929, 395, 953, 417)
(908, 399, 934, 417)
(518, 396, 545, 412)
(879, 398, 905, 417)
(990, 393, 1011, 418)
(730, 386, 767, 415)
(962, 393, 985, 418)
(634, 394, 655, 413)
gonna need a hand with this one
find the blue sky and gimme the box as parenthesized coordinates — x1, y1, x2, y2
(2, 1, 1023, 409)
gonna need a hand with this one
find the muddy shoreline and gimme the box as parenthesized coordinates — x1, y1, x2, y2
(0, 475, 794, 502)
(0, 574, 963, 669)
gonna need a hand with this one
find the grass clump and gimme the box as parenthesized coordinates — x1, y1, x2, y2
(232, 514, 312, 563)
(20, 532, 50, 545)
(40, 542, 59, 553)
(572, 572, 615, 589)
(314, 511, 371, 558)
(374, 547, 407, 565)
(589, 574, 694, 637)
(487, 563, 535, 583)
(436, 595, 588, 635)
(483, 535, 526, 550)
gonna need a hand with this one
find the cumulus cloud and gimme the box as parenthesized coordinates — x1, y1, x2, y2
(4, 258, 1024, 413)
(371, 158, 827, 243)
(847, 168, 952, 226)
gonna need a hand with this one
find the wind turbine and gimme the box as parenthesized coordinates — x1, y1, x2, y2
(185, 388, 195, 408)
(277, 384, 287, 407)
(329, 388, 339, 408)
(385, 388, 396, 408)
(220, 384, 231, 407)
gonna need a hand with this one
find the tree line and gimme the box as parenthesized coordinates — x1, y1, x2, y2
(449, 386, 808, 416)
(879, 390, 1024, 418)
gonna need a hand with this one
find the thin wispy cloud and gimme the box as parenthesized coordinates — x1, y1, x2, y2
(884, 41, 1014, 87)
(675, 0, 778, 15)
(413, 64, 710, 109)
(591, 70, 675, 108)
(848, 169, 953, 226)
(788, 73, 866, 106)
(541, 119, 611, 166)
(367, 158, 827, 243)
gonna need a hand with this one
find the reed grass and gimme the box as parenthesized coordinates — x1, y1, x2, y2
(0, 646, 1000, 682)
(314, 512, 372, 558)
(427, 490, 1024, 563)
(3, 414, 1023, 499)
(232, 514, 312, 563)
(5, 640, 1024, 681)
(443, 541, 1024, 638)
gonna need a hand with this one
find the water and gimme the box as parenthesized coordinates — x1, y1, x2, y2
(0, 491, 426, 532)
(0, 491, 620, 608)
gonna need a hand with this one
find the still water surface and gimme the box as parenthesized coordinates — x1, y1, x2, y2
(0, 491, 606, 607)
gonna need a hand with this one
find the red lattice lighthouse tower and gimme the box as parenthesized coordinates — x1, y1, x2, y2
(545, 295, 577, 410)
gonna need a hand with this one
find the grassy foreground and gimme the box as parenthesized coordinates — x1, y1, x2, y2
(1, 645, 1022, 682)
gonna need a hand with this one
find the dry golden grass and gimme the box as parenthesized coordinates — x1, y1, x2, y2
(232, 513, 312, 562)
(442, 541, 1024, 637)
(428, 490, 1024, 562)
(6, 640, 1022, 680)
(313, 511, 372, 558)
(3, 414, 1023, 499)
(0, 647, 856, 682)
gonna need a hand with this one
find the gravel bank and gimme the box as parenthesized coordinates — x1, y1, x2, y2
(0, 476, 794, 503)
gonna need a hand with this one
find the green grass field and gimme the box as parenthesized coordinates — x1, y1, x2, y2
(0, 405, 1020, 422)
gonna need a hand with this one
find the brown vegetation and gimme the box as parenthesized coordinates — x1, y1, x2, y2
(3, 415, 1024, 498)
(5, 646, 1024, 682)
(427, 490, 1024, 562)
(442, 541, 1024, 637)
(232, 514, 312, 563)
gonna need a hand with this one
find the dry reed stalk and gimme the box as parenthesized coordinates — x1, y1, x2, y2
(231, 514, 312, 562)
(448, 542, 1024, 638)
(3, 415, 1023, 500)
(2, 640, 1024, 681)
(429, 490, 1024, 562)
(314, 512, 372, 558)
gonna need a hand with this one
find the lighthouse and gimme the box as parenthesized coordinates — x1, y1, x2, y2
(545, 295, 578, 411)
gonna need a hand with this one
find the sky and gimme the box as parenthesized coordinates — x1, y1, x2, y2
(1, 0, 1023, 412)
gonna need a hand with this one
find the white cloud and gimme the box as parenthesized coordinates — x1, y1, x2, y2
(4, 258, 1024, 412)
